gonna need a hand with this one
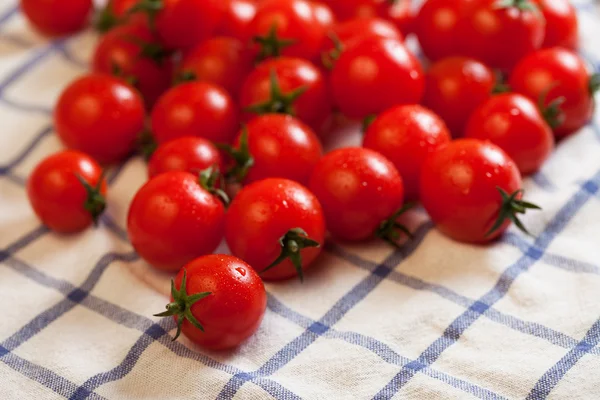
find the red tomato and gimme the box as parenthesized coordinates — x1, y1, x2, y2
(27, 151, 107, 233)
(21, 0, 92, 36)
(326, 0, 414, 34)
(177, 37, 254, 97)
(223, 114, 322, 185)
(215, 0, 257, 41)
(363, 105, 451, 200)
(535, 0, 578, 49)
(458, 0, 545, 71)
(225, 178, 325, 281)
(309, 147, 406, 242)
(151, 82, 239, 144)
(415, 0, 469, 61)
(249, 0, 325, 61)
(420, 139, 540, 243)
(240, 57, 331, 132)
(465, 94, 554, 175)
(312, 1, 336, 32)
(127, 171, 227, 272)
(148, 137, 224, 179)
(423, 57, 496, 136)
(55, 74, 145, 164)
(330, 37, 424, 119)
(154, 255, 266, 350)
(133, 0, 224, 49)
(387, 0, 415, 35)
(92, 23, 174, 109)
(509, 48, 598, 139)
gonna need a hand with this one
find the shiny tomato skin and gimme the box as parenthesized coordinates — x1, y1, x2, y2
(536, 0, 578, 49)
(151, 82, 239, 144)
(236, 114, 322, 185)
(387, 0, 415, 35)
(172, 255, 267, 350)
(154, 0, 224, 50)
(415, 0, 469, 61)
(509, 48, 595, 139)
(21, 0, 92, 36)
(239, 57, 331, 132)
(92, 23, 174, 109)
(249, 0, 325, 61)
(178, 37, 254, 97)
(465, 94, 554, 175)
(458, 0, 545, 71)
(420, 139, 523, 243)
(215, 0, 257, 41)
(312, 1, 336, 31)
(309, 147, 404, 241)
(127, 171, 226, 272)
(225, 179, 326, 281)
(54, 74, 145, 164)
(423, 56, 496, 136)
(363, 105, 451, 201)
(330, 37, 424, 119)
(148, 137, 224, 179)
(27, 151, 107, 233)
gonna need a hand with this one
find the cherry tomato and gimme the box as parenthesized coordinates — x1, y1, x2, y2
(458, 0, 545, 71)
(177, 37, 254, 97)
(55, 74, 145, 164)
(240, 57, 331, 132)
(215, 0, 257, 41)
(223, 114, 322, 185)
(127, 170, 227, 272)
(420, 139, 540, 243)
(133, 0, 224, 49)
(509, 48, 598, 139)
(423, 56, 496, 136)
(154, 255, 266, 350)
(225, 178, 325, 281)
(92, 23, 174, 109)
(151, 81, 239, 144)
(387, 0, 415, 35)
(535, 0, 578, 49)
(309, 147, 407, 242)
(326, 0, 414, 34)
(363, 105, 451, 200)
(21, 0, 92, 36)
(312, 1, 336, 32)
(415, 0, 469, 61)
(330, 37, 424, 119)
(148, 137, 224, 179)
(249, 0, 325, 61)
(27, 150, 107, 233)
(465, 93, 554, 175)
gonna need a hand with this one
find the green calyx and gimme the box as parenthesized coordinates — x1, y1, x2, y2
(111, 62, 139, 87)
(216, 127, 254, 184)
(362, 114, 377, 132)
(95, 3, 122, 32)
(261, 228, 321, 282)
(174, 70, 198, 85)
(376, 203, 414, 247)
(153, 270, 212, 341)
(76, 172, 106, 225)
(128, 0, 163, 30)
(137, 129, 157, 160)
(590, 73, 600, 96)
(321, 32, 344, 70)
(121, 34, 169, 66)
(537, 84, 566, 129)
(253, 24, 296, 61)
(486, 187, 541, 237)
(495, 0, 539, 12)
(244, 69, 307, 117)
(198, 166, 230, 206)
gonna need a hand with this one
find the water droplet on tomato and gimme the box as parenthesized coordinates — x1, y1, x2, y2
(235, 267, 246, 276)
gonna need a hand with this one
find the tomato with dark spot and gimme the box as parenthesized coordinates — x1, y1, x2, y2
(21, 0, 92, 36)
(225, 178, 325, 281)
(54, 74, 145, 164)
(154, 255, 267, 350)
(151, 81, 239, 144)
(148, 137, 224, 179)
(423, 57, 496, 137)
(127, 171, 226, 272)
(535, 0, 578, 49)
(363, 105, 451, 201)
(309, 147, 406, 242)
(465, 93, 554, 175)
(27, 151, 107, 233)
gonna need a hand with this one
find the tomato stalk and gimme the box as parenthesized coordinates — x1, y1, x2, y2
(245, 69, 307, 116)
(198, 166, 230, 206)
(261, 228, 320, 282)
(95, 3, 122, 32)
(253, 24, 296, 61)
(154, 270, 212, 341)
(321, 32, 344, 70)
(376, 203, 414, 247)
(122, 35, 170, 66)
(76, 171, 107, 225)
(486, 187, 541, 237)
(590, 73, 600, 96)
(494, 0, 538, 12)
(129, 0, 163, 29)
(174, 70, 197, 85)
(362, 114, 377, 132)
(537, 84, 566, 129)
(216, 128, 255, 183)
(137, 129, 157, 160)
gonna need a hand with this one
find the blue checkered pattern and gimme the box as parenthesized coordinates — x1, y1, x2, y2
(1, 1, 600, 399)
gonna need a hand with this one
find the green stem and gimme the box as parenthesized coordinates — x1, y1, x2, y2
(261, 228, 321, 282)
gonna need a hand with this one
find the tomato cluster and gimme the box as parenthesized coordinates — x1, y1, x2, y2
(23, 0, 597, 349)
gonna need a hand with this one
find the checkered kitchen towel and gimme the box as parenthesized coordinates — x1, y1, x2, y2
(2, 0, 600, 398)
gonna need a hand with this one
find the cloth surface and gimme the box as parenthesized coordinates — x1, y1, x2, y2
(1, 0, 600, 399)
